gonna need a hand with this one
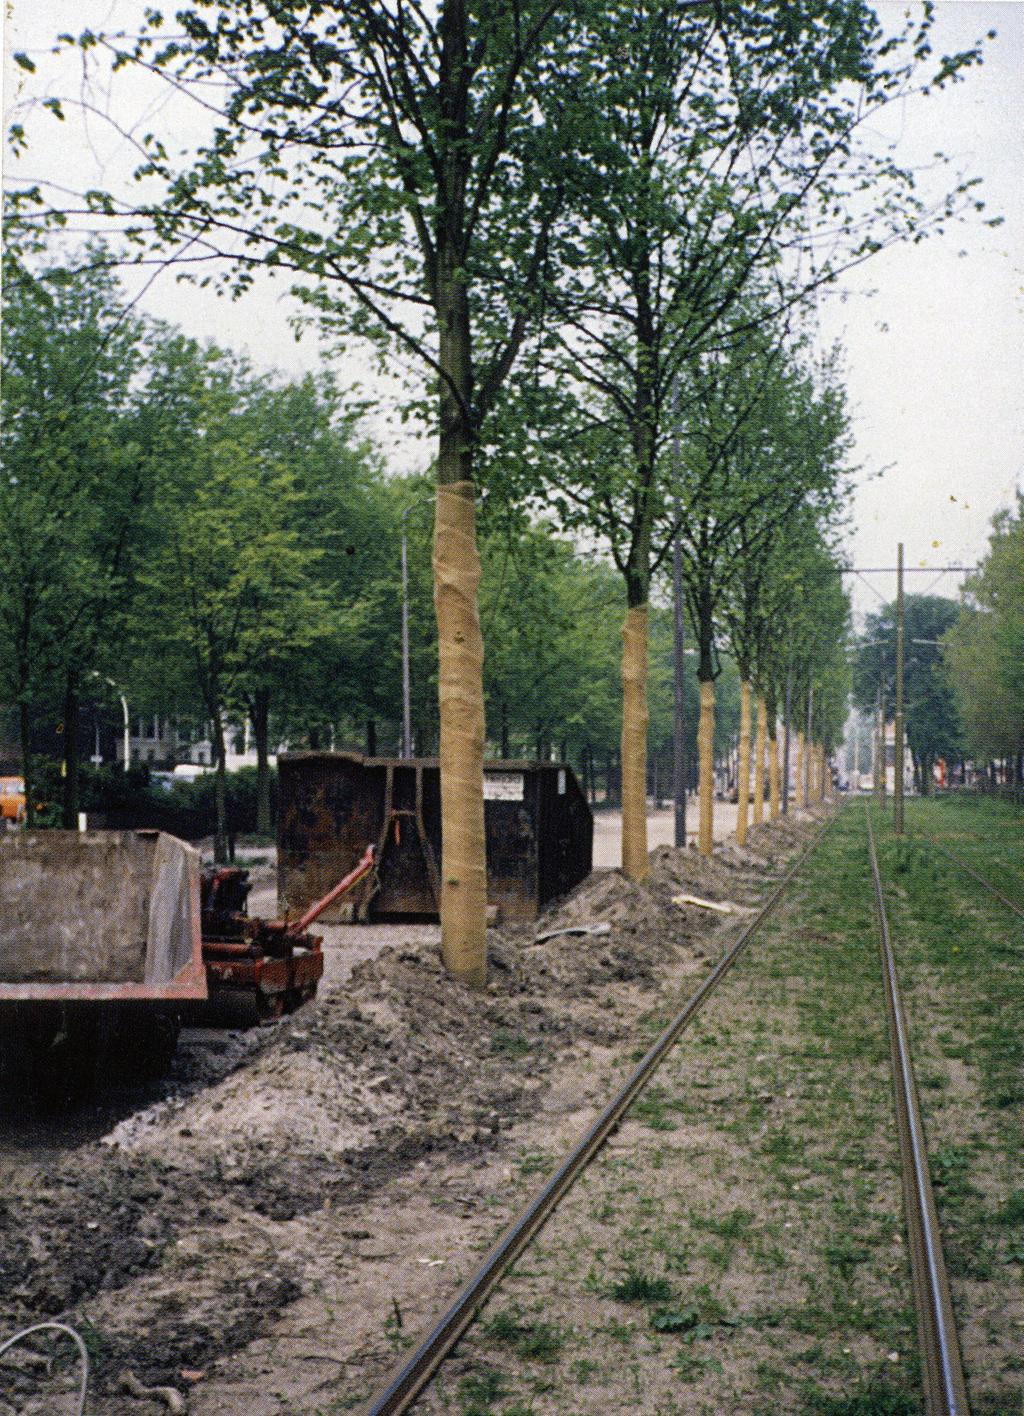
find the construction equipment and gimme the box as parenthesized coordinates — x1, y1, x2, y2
(0, 831, 375, 1101)
(278, 753, 593, 924)
(0, 829, 205, 1102)
(200, 844, 375, 1021)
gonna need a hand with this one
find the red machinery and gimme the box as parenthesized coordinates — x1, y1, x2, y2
(200, 844, 375, 1021)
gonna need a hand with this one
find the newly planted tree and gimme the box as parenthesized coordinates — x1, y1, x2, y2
(13, 0, 610, 981)
(517, 0, 988, 872)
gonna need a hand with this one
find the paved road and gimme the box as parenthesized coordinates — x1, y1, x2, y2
(592, 798, 740, 867)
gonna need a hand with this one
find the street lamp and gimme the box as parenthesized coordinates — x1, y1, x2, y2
(401, 496, 435, 759)
(89, 671, 130, 773)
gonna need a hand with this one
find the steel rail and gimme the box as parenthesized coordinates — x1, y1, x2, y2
(915, 831, 1024, 921)
(865, 806, 970, 1416)
(359, 811, 840, 1416)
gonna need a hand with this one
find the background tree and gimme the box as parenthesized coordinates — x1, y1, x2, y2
(853, 594, 964, 794)
(135, 339, 337, 860)
(944, 496, 1024, 780)
(0, 240, 152, 825)
(33, 0, 611, 984)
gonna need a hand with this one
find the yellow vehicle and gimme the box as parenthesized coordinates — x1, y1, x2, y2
(0, 777, 26, 823)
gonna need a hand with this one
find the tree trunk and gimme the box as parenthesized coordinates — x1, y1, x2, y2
(768, 726, 781, 821)
(501, 702, 510, 759)
(61, 671, 79, 829)
(19, 699, 34, 827)
(736, 679, 752, 847)
(366, 719, 377, 756)
(795, 731, 805, 810)
(212, 702, 229, 864)
(253, 687, 271, 838)
(697, 679, 715, 856)
(817, 744, 826, 802)
(752, 695, 766, 828)
(433, 478, 487, 987)
(620, 604, 650, 881)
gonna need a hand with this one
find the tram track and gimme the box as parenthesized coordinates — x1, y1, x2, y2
(359, 811, 840, 1416)
(866, 805, 970, 1416)
(914, 829, 1024, 921)
(361, 803, 985, 1416)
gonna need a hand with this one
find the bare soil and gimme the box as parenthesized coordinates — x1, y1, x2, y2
(0, 810, 823, 1414)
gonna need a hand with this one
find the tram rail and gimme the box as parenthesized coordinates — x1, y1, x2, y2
(866, 806, 970, 1416)
(915, 829, 1024, 921)
(359, 812, 839, 1416)
(360, 804, 977, 1416)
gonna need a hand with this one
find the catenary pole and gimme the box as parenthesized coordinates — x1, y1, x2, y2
(671, 380, 687, 848)
(782, 666, 792, 815)
(894, 541, 906, 833)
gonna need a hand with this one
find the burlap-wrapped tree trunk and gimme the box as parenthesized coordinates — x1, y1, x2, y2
(697, 679, 715, 856)
(768, 727, 781, 821)
(795, 731, 806, 809)
(736, 680, 752, 847)
(434, 481, 487, 986)
(753, 695, 767, 827)
(620, 605, 650, 881)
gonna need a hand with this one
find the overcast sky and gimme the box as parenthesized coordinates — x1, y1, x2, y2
(4, 1, 1022, 627)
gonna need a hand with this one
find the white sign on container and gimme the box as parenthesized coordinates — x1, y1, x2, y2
(483, 772, 524, 801)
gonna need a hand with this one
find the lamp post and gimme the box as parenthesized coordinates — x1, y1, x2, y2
(89, 671, 130, 772)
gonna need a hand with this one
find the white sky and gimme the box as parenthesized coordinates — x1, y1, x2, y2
(3, 1, 1022, 628)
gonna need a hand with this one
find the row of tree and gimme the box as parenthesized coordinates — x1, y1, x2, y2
(1, 243, 850, 851)
(7, 0, 992, 980)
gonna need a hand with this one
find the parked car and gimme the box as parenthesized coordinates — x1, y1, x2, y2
(0, 777, 26, 823)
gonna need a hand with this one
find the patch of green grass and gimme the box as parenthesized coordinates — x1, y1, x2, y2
(822, 1234, 870, 1282)
(515, 1150, 552, 1177)
(481, 1309, 568, 1364)
(491, 1029, 531, 1059)
(930, 1143, 978, 1205)
(798, 1379, 918, 1415)
(672, 1351, 724, 1382)
(458, 1365, 510, 1413)
(571, 1356, 600, 1385)
(608, 1267, 675, 1304)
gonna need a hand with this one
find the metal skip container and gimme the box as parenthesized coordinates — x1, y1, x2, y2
(0, 831, 205, 1095)
(0, 830, 205, 1001)
(277, 753, 593, 924)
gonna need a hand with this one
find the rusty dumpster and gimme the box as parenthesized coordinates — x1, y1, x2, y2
(0, 830, 205, 1100)
(277, 754, 593, 924)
